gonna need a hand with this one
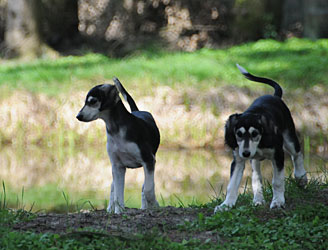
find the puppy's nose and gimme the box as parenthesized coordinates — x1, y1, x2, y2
(242, 151, 251, 158)
(76, 113, 83, 121)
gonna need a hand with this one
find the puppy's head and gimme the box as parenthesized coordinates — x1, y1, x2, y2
(225, 113, 264, 159)
(76, 84, 120, 122)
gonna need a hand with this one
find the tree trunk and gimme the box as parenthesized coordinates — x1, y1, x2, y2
(303, 0, 328, 39)
(5, 0, 42, 58)
(282, 0, 304, 37)
(5, 0, 79, 58)
(38, 0, 79, 50)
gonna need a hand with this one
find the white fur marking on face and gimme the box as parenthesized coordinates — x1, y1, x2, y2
(237, 126, 262, 158)
(238, 140, 245, 158)
(238, 127, 246, 134)
(249, 127, 256, 133)
(249, 139, 260, 157)
(87, 96, 95, 102)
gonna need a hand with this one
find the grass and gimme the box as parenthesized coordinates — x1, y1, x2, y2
(0, 183, 99, 213)
(0, 229, 183, 249)
(1, 38, 328, 96)
(191, 178, 328, 249)
(0, 177, 328, 249)
(0, 178, 216, 213)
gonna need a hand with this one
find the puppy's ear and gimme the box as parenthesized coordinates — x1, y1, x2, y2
(99, 84, 120, 111)
(224, 113, 240, 149)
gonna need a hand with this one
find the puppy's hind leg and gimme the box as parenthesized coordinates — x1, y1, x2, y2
(142, 162, 159, 209)
(283, 131, 307, 186)
(251, 159, 265, 206)
(141, 184, 147, 209)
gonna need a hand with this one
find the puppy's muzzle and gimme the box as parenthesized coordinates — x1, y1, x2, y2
(242, 150, 251, 158)
(76, 112, 84, 121)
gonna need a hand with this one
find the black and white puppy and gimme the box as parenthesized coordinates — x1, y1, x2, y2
(214, 64, 307, 213)
(76, 78, 160, 214)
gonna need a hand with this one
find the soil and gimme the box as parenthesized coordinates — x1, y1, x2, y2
(10, 188, 328, 243)
(12, 206, 221, 243)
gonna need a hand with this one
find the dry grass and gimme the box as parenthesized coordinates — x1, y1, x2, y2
(0, 84, 327, 150)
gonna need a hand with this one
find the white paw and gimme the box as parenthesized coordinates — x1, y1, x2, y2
(141, 200, 159, 209)
(214, 203, 233, 213)
(107, 202, 124, 214)
(106, 205, 114, 213)
(270, 199, 285, 209)
(150, 200, 160, 208)
(106, 206, 123, 214)
(114, 205, 124, 214)
(295, 174, 308, 187)
(253, 196, 265, 206)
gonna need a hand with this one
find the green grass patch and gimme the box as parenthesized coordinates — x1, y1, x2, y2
(1, 38, 328, 96)
(0, 183, 103, 213)
(184, 177, 328, 249)
(0, 228, 189, 250)
(1, 177, 327, 249)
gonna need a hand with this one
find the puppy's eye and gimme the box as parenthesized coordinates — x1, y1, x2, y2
(236, 131, 243, 138)
(251, 131, 259, 137)
(88, 99, 97, 105)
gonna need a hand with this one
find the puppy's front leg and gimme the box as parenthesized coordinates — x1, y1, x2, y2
(270, 150, 285, 209)
(112, 165, 126, 214)
(107, 182, 115, 212)
(251, 159, 265, 206)
(141, 163, 159, 209)
(214, 154, 245, 213)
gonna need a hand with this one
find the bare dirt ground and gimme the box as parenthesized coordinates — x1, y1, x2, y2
(10, 188, 328, 243)
(12, 206, 220, 243)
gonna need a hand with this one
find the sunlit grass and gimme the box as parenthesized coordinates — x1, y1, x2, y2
(1, 183, 103, 213)
(1, 38, 328, 96)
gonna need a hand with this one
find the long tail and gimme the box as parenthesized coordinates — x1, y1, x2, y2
(236, 64, 283, 98)
(112, 77, 139, 112)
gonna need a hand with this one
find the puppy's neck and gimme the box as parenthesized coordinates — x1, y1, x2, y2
(100, 100, 130, 135)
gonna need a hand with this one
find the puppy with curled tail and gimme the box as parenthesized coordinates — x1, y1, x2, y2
(214, 64, 307, 213)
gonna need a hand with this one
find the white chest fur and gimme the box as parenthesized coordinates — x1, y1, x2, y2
(254, 148, 275, 160)
(106, 129, 143, 168)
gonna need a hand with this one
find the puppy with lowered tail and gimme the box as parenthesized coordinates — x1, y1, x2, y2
(77, 78, 160, 214)
(215, 64, 307, 213)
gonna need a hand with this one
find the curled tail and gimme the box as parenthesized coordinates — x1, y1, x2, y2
(236, 64, 283, 98)
(112, 77, 139, 112)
